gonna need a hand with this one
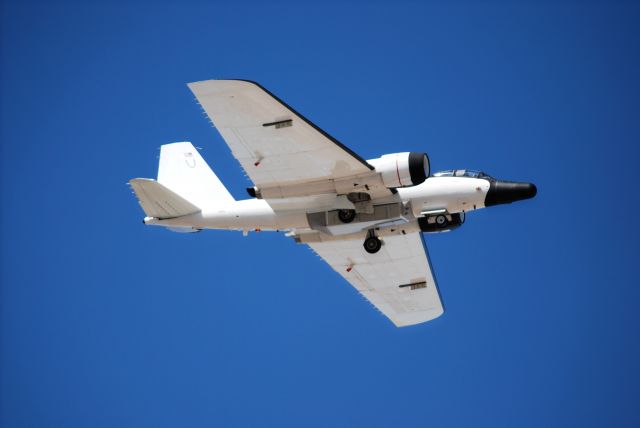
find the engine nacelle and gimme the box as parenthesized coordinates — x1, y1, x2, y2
(368, 152, 430, 188)
(418, 212, 465, 233)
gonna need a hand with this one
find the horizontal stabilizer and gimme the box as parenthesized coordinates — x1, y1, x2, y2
(129, 178, 200, 219)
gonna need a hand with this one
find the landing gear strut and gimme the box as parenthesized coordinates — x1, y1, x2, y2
(363, 230, 382, 254)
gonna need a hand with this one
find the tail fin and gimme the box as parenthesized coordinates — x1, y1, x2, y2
(157, 142, 234, 210)
(129, 178, 200, 219)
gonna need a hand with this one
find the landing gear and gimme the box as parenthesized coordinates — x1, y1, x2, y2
(363, 236, 382, 254)
(338, 209, 356, 223)
(435, 214, 448, 228)
(363, 230, 382, 254)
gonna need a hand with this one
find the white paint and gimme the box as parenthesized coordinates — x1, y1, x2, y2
(398, 177, 491, 216)
(368, 152, 415, 188)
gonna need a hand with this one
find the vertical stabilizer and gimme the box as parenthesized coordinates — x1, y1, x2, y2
(158, 142, 235, 209)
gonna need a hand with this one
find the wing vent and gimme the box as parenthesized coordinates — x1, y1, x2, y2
(262, 119, 292, 129)
(399, 281, 427, 290)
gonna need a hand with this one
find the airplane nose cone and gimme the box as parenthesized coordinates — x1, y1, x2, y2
(485, 180, 537, 206)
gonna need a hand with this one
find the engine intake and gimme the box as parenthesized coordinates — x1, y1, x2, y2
(368, 152, 430, 188)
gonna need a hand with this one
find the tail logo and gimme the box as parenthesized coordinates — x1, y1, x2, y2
(184, 152, 196, 168)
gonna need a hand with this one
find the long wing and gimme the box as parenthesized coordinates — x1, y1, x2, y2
(188, 79, 374, 189)
(308, 233, 444, 327)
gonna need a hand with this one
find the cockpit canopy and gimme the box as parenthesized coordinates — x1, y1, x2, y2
(432, 169, 493, 179)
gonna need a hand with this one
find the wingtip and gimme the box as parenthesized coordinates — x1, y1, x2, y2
(187, 78, 260, 88)
(392, 307, 445, 327)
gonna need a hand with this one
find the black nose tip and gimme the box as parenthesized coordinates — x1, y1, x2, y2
(485, 180, 537, 206)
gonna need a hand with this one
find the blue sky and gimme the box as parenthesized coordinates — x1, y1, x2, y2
(1, 0, 639, 426)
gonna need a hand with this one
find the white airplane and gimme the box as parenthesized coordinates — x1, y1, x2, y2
(130, 80, 536, 327)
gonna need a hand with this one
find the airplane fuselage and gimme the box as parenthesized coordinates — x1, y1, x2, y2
(144, 173, 533, 239)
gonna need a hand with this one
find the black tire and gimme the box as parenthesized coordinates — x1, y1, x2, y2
(338, 209, 356, 223)
(435, 214, 448, 228)
(363, 236, 382, 254)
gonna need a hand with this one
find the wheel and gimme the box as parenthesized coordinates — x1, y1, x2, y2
(363, 236, 382, 254)
(338, 209, 356, 223)
(435, 214, 448, 228)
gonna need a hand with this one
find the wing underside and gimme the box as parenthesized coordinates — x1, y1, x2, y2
(308, 232, 444, 327)
(188, 79, 374, 189)
(188, 79, 442, 327)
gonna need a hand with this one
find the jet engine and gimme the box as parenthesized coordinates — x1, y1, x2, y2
(368, 152, 430, 188)
(418, 212, 465, 233)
